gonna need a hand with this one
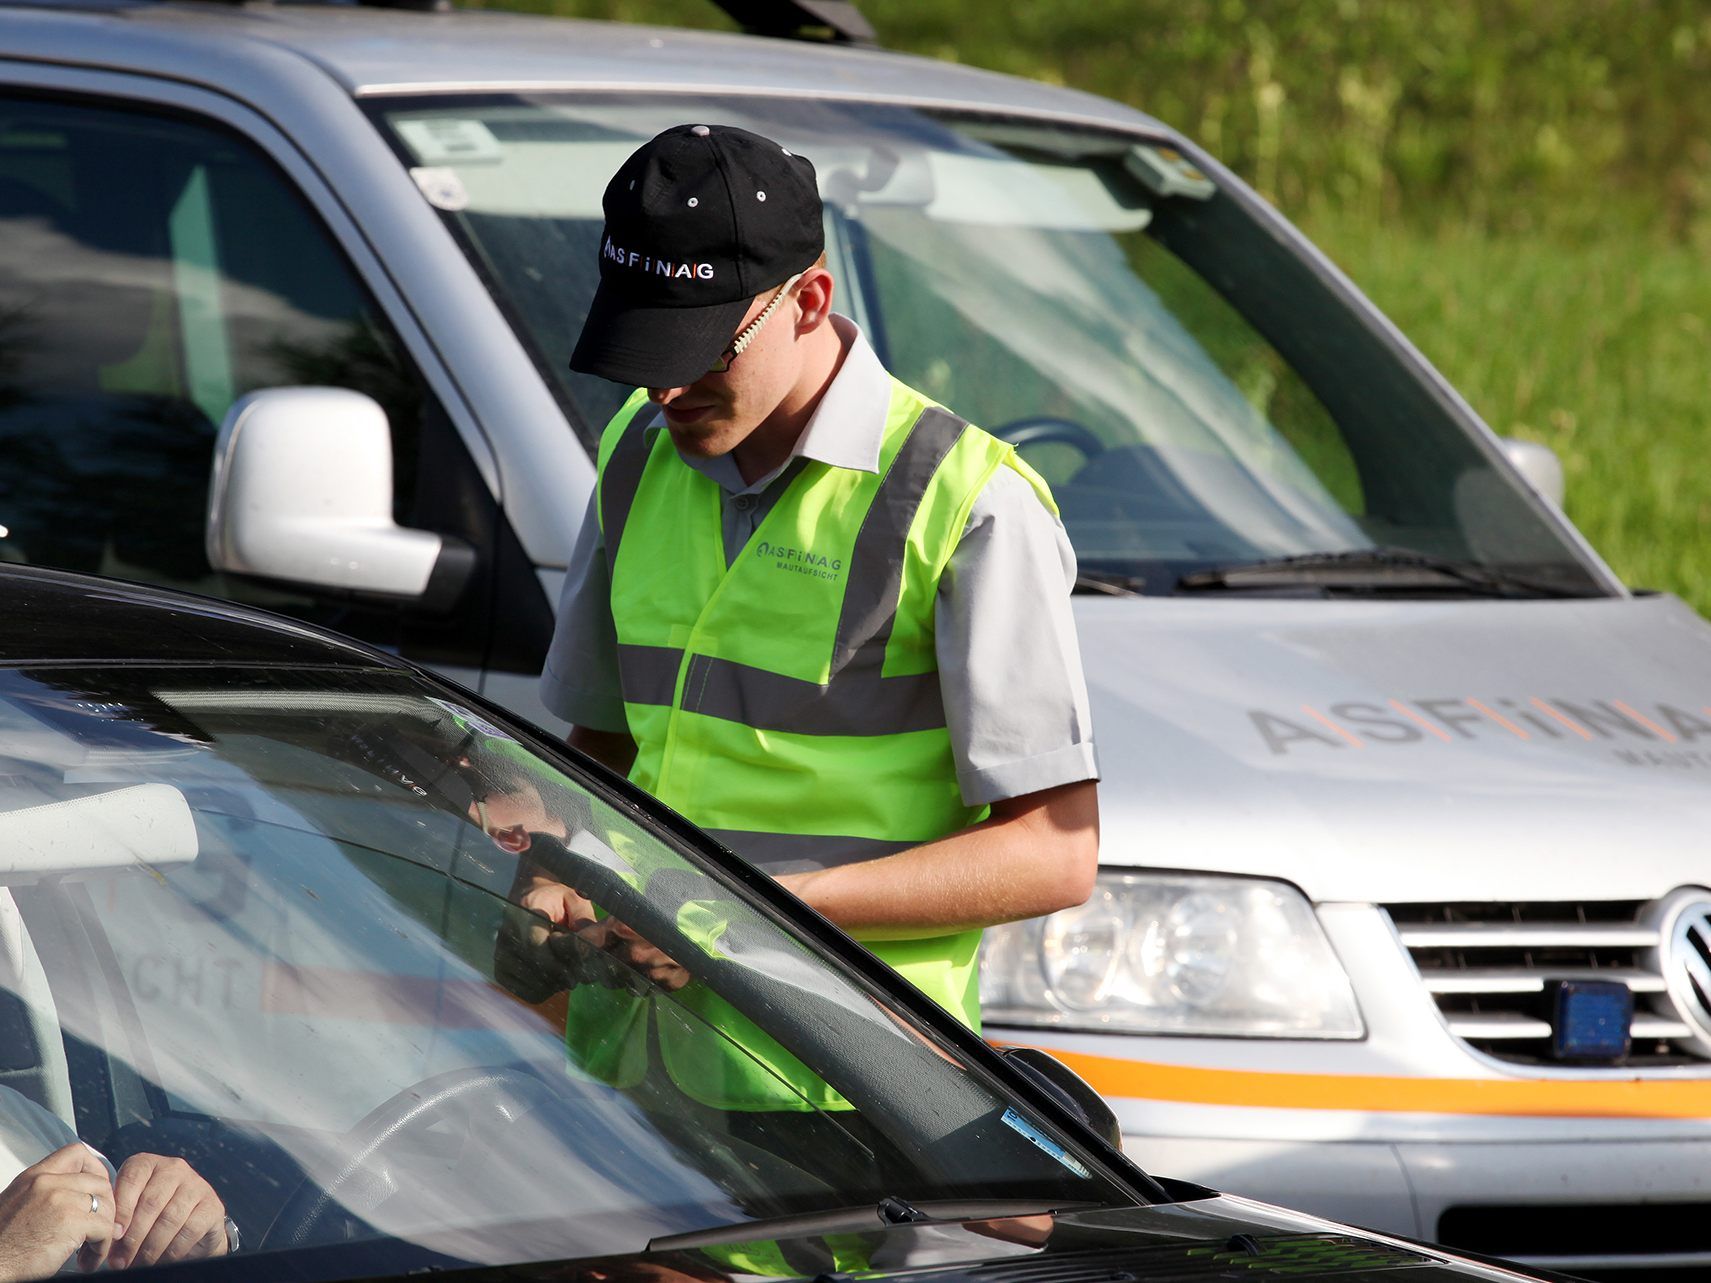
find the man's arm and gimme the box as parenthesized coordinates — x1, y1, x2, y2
(775, 463, 1105, 941)
(513, 762, 1091, 946)
(501, 778, 1093, 990)
(777, 779, 1098, 939)
(541, 494, 631, 737)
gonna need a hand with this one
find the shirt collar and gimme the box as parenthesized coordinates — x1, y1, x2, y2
(792, 313, 888, 475)
(649, 314, 890, 496)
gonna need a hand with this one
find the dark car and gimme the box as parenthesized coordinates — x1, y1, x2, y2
(0, 563, 1566, 1283)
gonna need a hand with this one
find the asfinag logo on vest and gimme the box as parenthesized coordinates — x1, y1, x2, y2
(754, 539, 843, 582)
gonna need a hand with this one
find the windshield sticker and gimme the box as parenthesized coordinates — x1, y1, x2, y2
(411, 166, 470, 212)
(428, 698, 516, 744)
(396, 118, 503, 165)
(1250, 695, 1711, 769)
(1000, 1107, 1090, 1178)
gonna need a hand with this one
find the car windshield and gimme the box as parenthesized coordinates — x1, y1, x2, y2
(375, 94, 1603, 597)
(0, 662, 1127, 1279)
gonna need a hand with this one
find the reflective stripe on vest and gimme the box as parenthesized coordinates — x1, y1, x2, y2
(577, 380, 1057, 1111)
(600, 397, 970, 737)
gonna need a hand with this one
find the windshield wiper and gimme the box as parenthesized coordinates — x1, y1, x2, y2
(1074, 569, 1148, 597)
(1176, 548, 1595, 599)
(648, 1198, 1087, 1251)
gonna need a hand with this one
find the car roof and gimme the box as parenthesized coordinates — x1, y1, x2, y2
(0, 563, 398, 669)
(0, 1, 1169, 136)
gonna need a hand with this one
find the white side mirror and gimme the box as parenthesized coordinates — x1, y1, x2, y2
(206, 388, 472, 605)
(1500, 437, 1566, 509)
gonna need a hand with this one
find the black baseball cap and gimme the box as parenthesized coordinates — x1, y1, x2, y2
(569, 123, 824, 388)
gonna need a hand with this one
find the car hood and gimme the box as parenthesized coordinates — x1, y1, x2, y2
(1078, 592, 1711, 903)
(585, 1196, 1551, 1283)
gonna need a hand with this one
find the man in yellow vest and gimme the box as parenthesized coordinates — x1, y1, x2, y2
(531, 123, 1098, 1096)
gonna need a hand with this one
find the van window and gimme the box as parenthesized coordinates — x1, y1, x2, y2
(381, 95, 1605, 598)
(0, 94, 488, 655)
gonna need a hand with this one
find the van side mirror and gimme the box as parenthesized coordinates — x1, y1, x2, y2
(1499, 437, 1565, 509)
(206, 388, 473, 609)
(1000, 1046, 1123, 1150)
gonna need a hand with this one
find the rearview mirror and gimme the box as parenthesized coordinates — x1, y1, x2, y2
(1500, 437, 1566, 509)
(206, 387, 473, 608)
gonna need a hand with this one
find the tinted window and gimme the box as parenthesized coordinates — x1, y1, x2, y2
(0, 94, 495, 657)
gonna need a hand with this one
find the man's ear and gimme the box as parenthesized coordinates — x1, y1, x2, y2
(794, 267, 835, 332)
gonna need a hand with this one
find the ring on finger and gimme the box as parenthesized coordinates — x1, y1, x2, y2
(90, 1192, 100, 1215)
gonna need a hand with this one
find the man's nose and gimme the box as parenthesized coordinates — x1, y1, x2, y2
(647, 385, 689, 403)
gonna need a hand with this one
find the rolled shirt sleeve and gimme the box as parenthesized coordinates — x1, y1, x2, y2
(936, 467, 1099, 806)
(539, 494, 629, 733)
(0, 1082, 101, 1185)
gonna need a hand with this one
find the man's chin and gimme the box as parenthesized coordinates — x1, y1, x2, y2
(666, 421, 737, 457)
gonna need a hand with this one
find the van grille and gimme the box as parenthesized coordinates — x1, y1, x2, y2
(1386, 901, 1705, 1067)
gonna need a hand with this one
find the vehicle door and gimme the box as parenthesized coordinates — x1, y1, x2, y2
(0, 75, 550, 689)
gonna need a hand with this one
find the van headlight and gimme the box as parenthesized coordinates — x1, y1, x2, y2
(980, 872, 1363, 1038)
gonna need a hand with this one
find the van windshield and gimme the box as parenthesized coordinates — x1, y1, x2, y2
(377, 95, 1603, 597)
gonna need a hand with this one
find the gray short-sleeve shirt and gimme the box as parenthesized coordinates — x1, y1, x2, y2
(540, 317, 1097, 807)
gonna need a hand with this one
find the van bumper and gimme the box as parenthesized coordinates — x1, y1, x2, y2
(1133, 1130, 1711, 1275)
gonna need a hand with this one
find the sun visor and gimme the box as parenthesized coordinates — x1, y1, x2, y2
(0, 784, 198, 884)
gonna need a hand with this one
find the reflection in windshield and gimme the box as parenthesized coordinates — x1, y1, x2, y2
(855, 198, 1367, 561)
(378, 95, 1601, 596)
(0, 665, 1117, 1277)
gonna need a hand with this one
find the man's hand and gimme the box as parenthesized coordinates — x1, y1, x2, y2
(525, 871, 689, 993)
(497, 869, 690, 997)
(587, 918, 691, 992)
(0, 1142, 116, 1281)
(107, 1153, 227, 1270)
(494, 873, 599, 1002)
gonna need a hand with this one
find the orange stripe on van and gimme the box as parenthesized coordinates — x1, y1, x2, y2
(1001, 1045, 1711, 1120)
(1301, 705, 1363, 749)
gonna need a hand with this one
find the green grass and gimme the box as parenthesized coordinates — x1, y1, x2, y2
(1301, 211, 1711, 605)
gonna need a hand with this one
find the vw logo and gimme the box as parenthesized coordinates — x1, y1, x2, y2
(1649, 890, 1711, 1057)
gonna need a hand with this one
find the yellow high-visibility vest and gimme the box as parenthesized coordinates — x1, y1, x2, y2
(570, 378, 1056, 1110)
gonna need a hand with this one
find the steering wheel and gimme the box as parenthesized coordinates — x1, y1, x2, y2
(263, 1063, 846, 1251)
(992, 415, 1105, 460)
(262, 1065, 560, 1250)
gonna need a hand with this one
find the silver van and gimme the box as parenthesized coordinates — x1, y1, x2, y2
(2, 3, 1708, 1275)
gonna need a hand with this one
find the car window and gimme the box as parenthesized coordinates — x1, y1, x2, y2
(0, 94, 494, 659)
(0, 663, 1125, 1276)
